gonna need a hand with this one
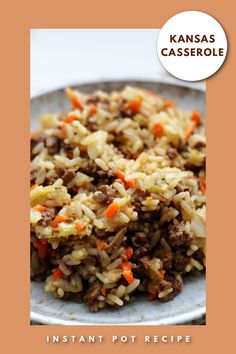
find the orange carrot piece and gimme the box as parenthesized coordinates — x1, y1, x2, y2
(30, 184, 38, 191)
(71, 96, 83, 110)
(124, 98, 141, 113)
(51, 215, 68, 228)
(163, 98, 175, 109)
(40, 239, 47, 245)
(191, 110, 202, 125)
(101, 287, 107, 296)
(52, 267, 63, 279)
(64, 115, 78, 123)
(34, 204, 47, 212)
(185, 121, 196, 139)
(33, 239, 41, 248)
(125, 179, 136, 188)
(88, 106, 97, 117)
(199, 177, 206, 193)
(123, 270, 134, 284)
(76, 222, 85, 231)
(37, 244, 47, 259)
(96, 239, 108, 251)
(125, 247, 133, 260)
(152, 122, 164, 137)
(120, 262, 132, 271)
(61, 122, 68, 136)
(103, 202, 120, 219)
(115, 170, 126, 183)
(115, 170, 136, 188)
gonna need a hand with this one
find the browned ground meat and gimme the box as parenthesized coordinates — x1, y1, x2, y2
(84, 280, 103, 312)
(166, 147, 178, 160)
(172, 251, 190, 273)
(131, 232, 149, 248)
(93, 184, 116, 205)
(45, 136, 61, 155)
(155, 248, 173, 270)
(167, 222, 194, 248)
(61, 170, 76, 183)
(159, 275, 182, 302)
(38, 208, 55, 227)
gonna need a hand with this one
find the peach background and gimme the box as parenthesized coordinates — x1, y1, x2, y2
(1, 0, 235, 353)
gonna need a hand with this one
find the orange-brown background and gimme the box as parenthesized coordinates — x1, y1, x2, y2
(1, 0, 235, 353)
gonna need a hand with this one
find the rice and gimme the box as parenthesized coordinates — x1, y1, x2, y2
(30, 85, 206, 312)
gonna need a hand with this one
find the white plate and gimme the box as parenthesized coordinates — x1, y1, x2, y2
(30, 80, 206, 325)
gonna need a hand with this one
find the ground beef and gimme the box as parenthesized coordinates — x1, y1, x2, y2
(147, 278, 172, 296)
(80, 160, 98, 178)
(132, 190, 148, 213)
(45, 136, 60, 155)
(172, 251, 190, 273)
(93, 227, 109, 239)
(193, 249, 205, 263)
(127, 221, 140, 232)
(61, 170, 76, 183)
(84, 280, 103, 312)
(61, 141, 74, 159)
(30, 134, 45, 158)
(159, 275, 182, 302)
(133, 246, 149, 260)
(155, 248, 173, 270)
(93, 185, 116, 205)
(38, 208, 55, 227)
(166, 147, 178, 160)
(131, 232, 150, 248)
(167, 222, 194, 248)
(82, 255, 97, 267)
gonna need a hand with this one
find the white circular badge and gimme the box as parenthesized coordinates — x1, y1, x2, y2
(157, 11, 227, 81)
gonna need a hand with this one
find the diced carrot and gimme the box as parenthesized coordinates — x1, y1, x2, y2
(125, 179, 136, 188)
(120, 262, 132, 271)
(147, 293, 157, 301)
(40, 239, 47, 245)
(123, 270, 134, 284)
(64, 115, 78, 123)
(88, 106, 97, 117)
(185, 121, 196, 139)
(61, 122, 68, 136)
(76, 222, 85, 231)
(115, 170, 126, 183)
(33, 239, 41, 248)
(34, 204, 47, 212)
(51, 215, 68, 228)
(163, 98, 175, 109)
(30, 184, 38, 191)
(199, 177, 206, 193)
(96, 239, 108, 251)
(124, 98, 141, 113)
(101, 287, 107, 296)
(115, 170, 136, 188)
(152, 122, 164, 137)
(52, 267, 63, 279)
(191, 110, 202, 125)
(103, 202, 120, 219)
(38, 244, 47, 259)
(125, 247, 133, 260)
(71, 96, 83, 110)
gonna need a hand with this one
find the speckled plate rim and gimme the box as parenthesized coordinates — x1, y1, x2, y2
(31, 306, 206, 326)
(30, 78, 206, 325)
